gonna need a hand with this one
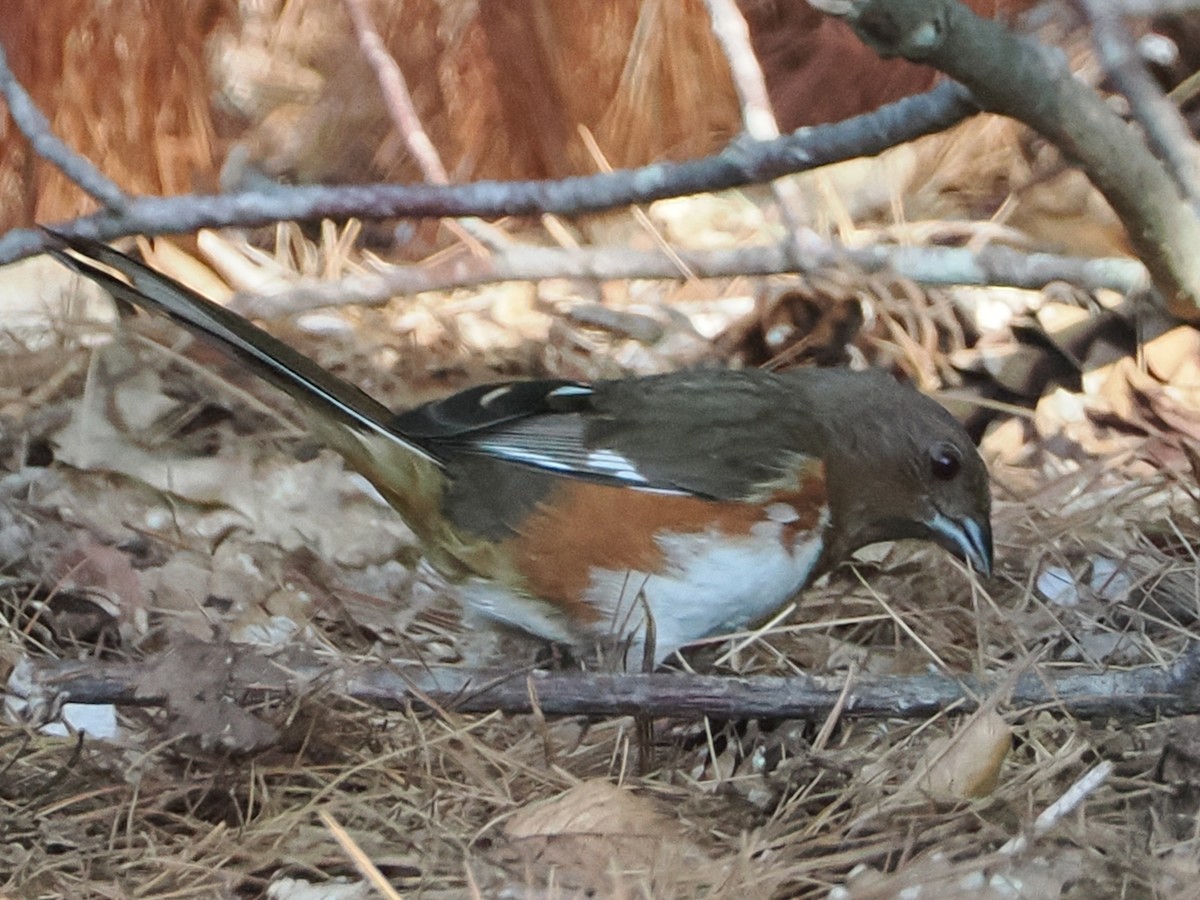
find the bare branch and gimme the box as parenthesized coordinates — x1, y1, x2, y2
(828, 0, 1200, 316)
(704, 0, 781, 139)
(17, 641, 1200, 721)
(1111, 0, 1200, 11)
(339, 0, 506, 251)
(1078, 0, 1200, 210)
(231, 239, 1149, 318)
(0, 80, 976, 265)
(703, 0, 810, 238)
(340, 0, 448, 184)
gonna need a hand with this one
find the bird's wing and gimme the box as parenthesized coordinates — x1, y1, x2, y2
(48, 233, 823, 502)
(409, 372, 826, 500)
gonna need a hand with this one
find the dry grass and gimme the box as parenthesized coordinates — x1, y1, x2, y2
(3, 216, 1200, 897)
(4, 2, 1200, 897)
(0, 0, 230, 230)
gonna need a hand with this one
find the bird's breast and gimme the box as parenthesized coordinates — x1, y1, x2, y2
(459, 473, 830, 664)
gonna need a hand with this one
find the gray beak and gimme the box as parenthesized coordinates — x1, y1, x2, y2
(928, 512, 993, 577)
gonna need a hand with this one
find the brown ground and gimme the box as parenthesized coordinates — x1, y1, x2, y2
(4, 2, 1200, 898)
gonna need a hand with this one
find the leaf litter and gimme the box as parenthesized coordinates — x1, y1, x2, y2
(2, 207, 1200, 897)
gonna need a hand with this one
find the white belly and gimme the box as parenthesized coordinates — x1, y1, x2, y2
(586, 519, 824, 665)
(460, 517, 824, 667)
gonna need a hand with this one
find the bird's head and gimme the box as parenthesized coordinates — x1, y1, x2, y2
(796, 371, 993, 577)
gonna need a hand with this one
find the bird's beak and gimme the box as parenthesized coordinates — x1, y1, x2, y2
(927, 512, 993, 577)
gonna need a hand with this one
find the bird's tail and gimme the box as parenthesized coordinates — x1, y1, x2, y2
(47, 232, 438, 467)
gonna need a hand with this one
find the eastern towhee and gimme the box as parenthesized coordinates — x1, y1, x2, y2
(49, 234, 993, 667)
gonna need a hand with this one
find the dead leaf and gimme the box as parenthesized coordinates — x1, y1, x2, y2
(501, 780, 708, 894)
(53, 537, 140, 604)
(135, 633, 279, 753)
(914, 711, 1012, 801)
(1145, 326, 1200, 386)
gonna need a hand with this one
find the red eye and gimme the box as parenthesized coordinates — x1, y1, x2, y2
(930, 445, 961, 481)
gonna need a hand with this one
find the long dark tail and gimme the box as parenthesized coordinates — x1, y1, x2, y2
(47, 232, 436, 464)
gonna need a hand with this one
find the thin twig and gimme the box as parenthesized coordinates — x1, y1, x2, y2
(1110, 0, 1200, 13)
(0, 80, 978, 265)
(340, 0, 448, 184)
(319, 810, 406, 900)
(575, 125, 696, 281)
(339, 0, 507, 251)
(228, 239, 1148, 318)
(18, 641, 1200, 722)
(702, 0, 810, 239)
(823, 0, 1200, 314)
(1078, 0, 1200, 211)
(999, 760, 1114, 854)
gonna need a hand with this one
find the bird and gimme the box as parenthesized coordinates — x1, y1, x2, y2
(48, 233, 993, 668)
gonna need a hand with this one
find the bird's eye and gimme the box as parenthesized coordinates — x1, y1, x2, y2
(930, 444, 961, 481)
